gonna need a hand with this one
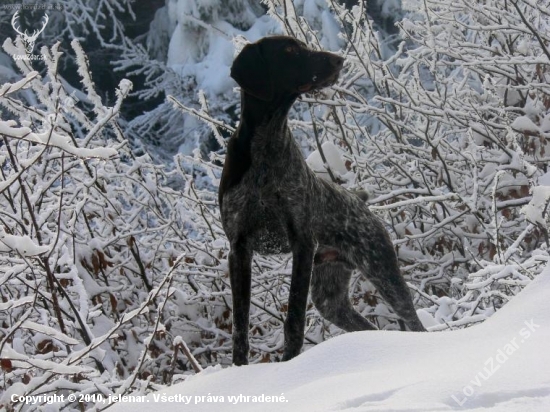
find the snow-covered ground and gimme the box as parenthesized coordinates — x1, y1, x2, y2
(112, 265, 550, 412)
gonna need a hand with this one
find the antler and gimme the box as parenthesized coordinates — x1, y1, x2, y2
(11, 11, 25, 37)
(11, 12, 49, 40)
(26, 13, 49, 41)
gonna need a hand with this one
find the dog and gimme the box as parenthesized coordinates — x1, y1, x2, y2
(219, 36, 426, 366)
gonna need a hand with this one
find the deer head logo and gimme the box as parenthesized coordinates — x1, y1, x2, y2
(11, 11, 49, 54)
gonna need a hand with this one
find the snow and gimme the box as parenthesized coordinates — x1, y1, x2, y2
(539, 171, 550, 186)
(521, 186, 550, 226)
(0, 120, 117, 160)
(0, 230, 49, 256)
(521, 173, 550, 226)
(111, 265, 550, 411)
(512, 116, 540, 134)
(21, 321, 80, 345)
(306, 141, 349, 181)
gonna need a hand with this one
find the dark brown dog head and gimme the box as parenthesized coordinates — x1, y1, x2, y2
(230, 36, 344, 102)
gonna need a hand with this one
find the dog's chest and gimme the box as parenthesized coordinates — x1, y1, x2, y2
(222, 180, 291, 254)
(221, 163, 298, 255)
(220, 125, 312, 253)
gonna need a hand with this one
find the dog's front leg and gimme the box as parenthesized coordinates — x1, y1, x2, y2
(228, 237, 252, 366)
(282, 238, 316, 361)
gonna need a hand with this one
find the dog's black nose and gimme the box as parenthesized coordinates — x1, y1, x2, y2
(330, 55, 344, 68)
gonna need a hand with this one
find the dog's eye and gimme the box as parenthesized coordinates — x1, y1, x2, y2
(285, 45, 298, 53)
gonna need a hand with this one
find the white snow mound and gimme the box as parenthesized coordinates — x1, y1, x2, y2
(112, 265, 550, 411)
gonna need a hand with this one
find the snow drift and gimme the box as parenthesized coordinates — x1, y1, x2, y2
(112, 264, 550, 412)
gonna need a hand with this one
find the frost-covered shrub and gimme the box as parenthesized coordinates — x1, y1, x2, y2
(375, 0, 550, 323)
(0, 38, 228, 408)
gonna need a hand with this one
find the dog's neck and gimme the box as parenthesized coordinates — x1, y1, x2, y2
(238, 91, 298, 134)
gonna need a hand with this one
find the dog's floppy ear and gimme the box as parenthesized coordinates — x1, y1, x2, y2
(230, 42, 273, 101)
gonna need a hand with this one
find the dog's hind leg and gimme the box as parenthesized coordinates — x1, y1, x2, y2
(311, 259, 377, 331)
(355, 231, 426, 332)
